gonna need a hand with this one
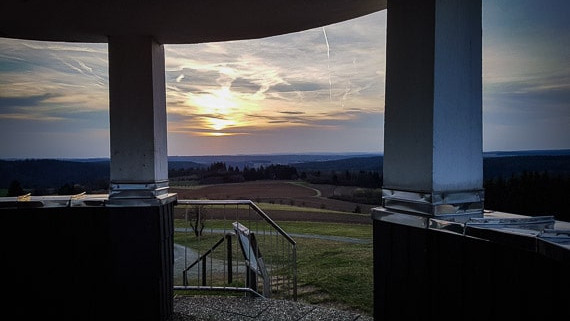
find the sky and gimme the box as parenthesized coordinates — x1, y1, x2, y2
(0, 0, 569, 158)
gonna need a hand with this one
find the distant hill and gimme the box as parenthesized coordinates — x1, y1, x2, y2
(168, 153, 380, 170)
(291, 150, 570, 180)
(1, 150, 569, 189)
(292, 155, 383, 172)
(0, 159, 110, 190)
(483, 149, 570, 157)
(483, 155, 570, 179)
(0, 159, 204, 189)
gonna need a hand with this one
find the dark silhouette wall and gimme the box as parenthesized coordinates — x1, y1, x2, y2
(373, 220, 570, 320)
(1, 203, 174, 321)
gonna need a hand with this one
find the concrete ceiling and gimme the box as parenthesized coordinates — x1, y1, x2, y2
(0, 0, 387, 44)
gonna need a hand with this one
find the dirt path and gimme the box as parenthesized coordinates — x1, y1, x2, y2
(287, 181, 321, 197)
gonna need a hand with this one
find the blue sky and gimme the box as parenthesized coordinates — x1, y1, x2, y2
(0, 0, 568, 158)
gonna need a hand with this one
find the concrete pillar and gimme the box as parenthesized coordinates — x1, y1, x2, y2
(376, 0, 483, 222)
(108, 36, 170, 202)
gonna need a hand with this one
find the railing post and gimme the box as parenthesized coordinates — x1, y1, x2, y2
(292, 244, 297, 301)
(226, 234, 233, 284)
(202, 257, 207, 286)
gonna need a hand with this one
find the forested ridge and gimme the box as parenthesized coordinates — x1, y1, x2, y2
(1, 152, 569, 221)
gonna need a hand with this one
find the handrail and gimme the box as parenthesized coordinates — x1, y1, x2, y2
(182, 234, 233, 287)
(176, 199, 297, 245)
(182, 235, 227, 273)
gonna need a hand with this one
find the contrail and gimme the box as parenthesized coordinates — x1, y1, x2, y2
(322, 27, 330, 59)
(322, 27, 332, 101)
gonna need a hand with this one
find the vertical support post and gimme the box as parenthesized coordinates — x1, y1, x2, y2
(377, 0, 483, 221)
(202, 257, 207, 286)
(105, 36, 176, 321)
(108, 36, 170, 202)
(226, 234, 233, 284)
(373, 0, 483, 319)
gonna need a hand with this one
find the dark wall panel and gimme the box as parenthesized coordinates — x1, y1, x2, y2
(373, 220, 570, 320)
(1, 204, 174, 321)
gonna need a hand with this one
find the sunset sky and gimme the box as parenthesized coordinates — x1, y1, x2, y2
(0, 0, 569, 158)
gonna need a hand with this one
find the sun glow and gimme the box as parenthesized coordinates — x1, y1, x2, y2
(209, 117, 235, 131)
(206, 132, 233, 137)
(188, 87, 239, 131)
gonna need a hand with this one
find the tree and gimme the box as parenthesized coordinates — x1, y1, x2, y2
(184, 205, 207, 237)
(7, 180, 25, 197)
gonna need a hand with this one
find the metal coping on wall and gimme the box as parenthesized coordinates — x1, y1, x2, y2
(109, 180, 170, 199)
(381, 188, 485, 217)
(0, 191, 178, 208)
(371, 207, 570, 262)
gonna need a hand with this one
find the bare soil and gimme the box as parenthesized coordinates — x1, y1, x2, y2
(171, 180, 375, 224)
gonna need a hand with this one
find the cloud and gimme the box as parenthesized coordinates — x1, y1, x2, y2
(0, 93, 56, 107)
(279, 111, 305, 115)
(0, 38, 109, 118)
(0, 113, 64, 122)
(3, 4, 567, 157)
(164, 11, 387, 141)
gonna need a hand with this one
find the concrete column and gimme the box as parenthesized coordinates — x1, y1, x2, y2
(378, 0, 483, 221)
(108, 36, 170, 202)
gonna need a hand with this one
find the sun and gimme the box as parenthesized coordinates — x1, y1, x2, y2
(189, 87, 239, 131)
(209, 117, 235, 131)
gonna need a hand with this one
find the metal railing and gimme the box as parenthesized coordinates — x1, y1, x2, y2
(173, 199, 297, 301)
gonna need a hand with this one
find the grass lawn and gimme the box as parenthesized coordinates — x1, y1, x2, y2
(295, 237, 373, 316)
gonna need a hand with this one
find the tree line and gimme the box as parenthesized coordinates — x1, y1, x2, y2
(484, 171, 570, 222)
(170, 161, 382, 187)
(3, 159, 569, 222)
(169, 162, 300, 184)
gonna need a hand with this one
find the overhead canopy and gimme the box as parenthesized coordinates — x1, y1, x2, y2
(0, 0, 386, 44)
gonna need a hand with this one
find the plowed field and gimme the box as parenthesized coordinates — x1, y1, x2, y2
(171, 180, 375, 224)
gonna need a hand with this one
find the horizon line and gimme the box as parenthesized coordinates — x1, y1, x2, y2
(2, 148, 570, 161)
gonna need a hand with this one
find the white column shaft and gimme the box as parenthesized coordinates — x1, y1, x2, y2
(383, 0, 482, 193)
(381, 0, 483, 217)
(108, 36, 168, 198)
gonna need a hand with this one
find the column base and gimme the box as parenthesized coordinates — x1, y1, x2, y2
(371, 206, 484, 229)
(381, 188, 484, 217)
(108, 180, 177, 206)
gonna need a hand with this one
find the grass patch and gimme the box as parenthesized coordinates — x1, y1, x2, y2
(295, 238, 373, 316)
(174, 219, 372, 240)
(256, 202, 348, 214)
(272, 221, 372, 240)
(170, 180, 201, 187)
